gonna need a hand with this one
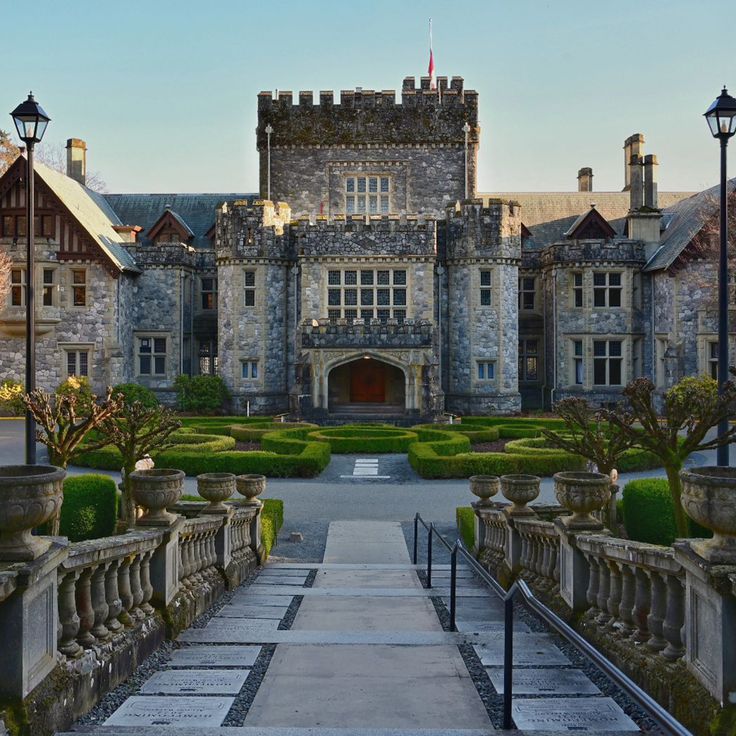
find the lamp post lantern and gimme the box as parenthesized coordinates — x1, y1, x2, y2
(10, 92, 50, 465)
(462, 122, 471, 200)
(265, 124, 273, 201)
(704, 86, 736, 466)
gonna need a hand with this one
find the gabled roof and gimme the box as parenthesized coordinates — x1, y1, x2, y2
(563, 205, 616, 240)
(481, 191, 694, 249)
(147, 207, 195, 241)
(103, 193, 255, 250)
(644, 178, 736, 272)
(31, 160, 140, 273)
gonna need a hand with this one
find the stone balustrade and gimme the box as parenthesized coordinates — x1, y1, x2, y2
(57, 530, 162, 658)
(473, 500, 736, 716)
(0, 487, 263, 734)
(574, 534, 685, 661)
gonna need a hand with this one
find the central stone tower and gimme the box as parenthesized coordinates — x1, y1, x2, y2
(256, 76, 479, 218)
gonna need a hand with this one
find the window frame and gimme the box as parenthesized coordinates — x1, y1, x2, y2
(345, 175, 391, 215)
(10, 267, 26, 307)
(42, 267, 56, 307)
(70, 268, 87, 308)
(476, 360, 496, 382)
(200, 276, 218, 311)
(59, 343, 94, 380)
(573, 339, 584, 385)
(479, 269, 493, 307)
(243, 270, 256, 308)
(136, 334, 168, 377)
(592, 339, 624, 386)
(518, 338, 540, 382)
(325, 267, 408, 322)
(592, 271, 623, 309)
(518, 275, 536, 311)
(241, 360, 260, 380)
(571, 272, 583, 308)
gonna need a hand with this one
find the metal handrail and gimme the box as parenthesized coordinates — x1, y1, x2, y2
(412, 513, 692, 736)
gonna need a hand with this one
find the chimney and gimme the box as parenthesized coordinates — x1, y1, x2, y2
(577, 167, 593, 192)
(629, 154, 644, 210)
(623, 133, 645, 191)
(66, 138, 87, 186)
(643, 154, 658, 209)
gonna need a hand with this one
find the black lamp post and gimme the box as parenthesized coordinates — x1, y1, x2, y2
(10, 92, 50, 465)
(704, 87, 736, 466)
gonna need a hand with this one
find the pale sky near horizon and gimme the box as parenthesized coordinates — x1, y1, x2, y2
(3, 0, 735, 195)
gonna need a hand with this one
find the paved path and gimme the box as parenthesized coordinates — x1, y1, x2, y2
(69, 521, 644, 734)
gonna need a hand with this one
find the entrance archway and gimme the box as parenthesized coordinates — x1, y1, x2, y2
(328, 357, 406, 414)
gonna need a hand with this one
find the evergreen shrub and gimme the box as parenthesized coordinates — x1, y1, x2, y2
(411, 423, 500, 443)
(306, 425, 418, 453)
(621, 479, 711, 545)
(57, 474, 118, 542)
(456, 507, 475, 549)
(231, 422, 318, 442)
(174, 374, 230, 414)
(112, 383, 159, 408)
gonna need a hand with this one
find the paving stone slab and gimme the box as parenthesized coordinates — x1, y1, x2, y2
(169, 646, 261, 667)
(229, 594, 297, 607)
(253, 579, 308, 587)
(62, 728, 497, 735)
(474, 635, 571, 666)
(215, 605, 289, 619)
(454, 618, 530, 633)
(244, 586, 490, 597)
(104, 697, 234, 727)
(259, 569, 312, 577)
(486, 667, 601, 695)
(179, 628, 510, 645)
(140, 669, 249, 695)
(510, 697, 638, 731)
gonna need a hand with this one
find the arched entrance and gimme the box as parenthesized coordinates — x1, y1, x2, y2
(328, 357, 406, 414)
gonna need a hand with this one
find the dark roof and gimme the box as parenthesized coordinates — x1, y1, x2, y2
(644, 178, 736, 271)
(103, 193, 256, 249)
(482, 191, 694, 249)
(563, 205, 616, 239)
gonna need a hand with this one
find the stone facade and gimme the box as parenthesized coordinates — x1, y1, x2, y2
(0, 77, 725, 417)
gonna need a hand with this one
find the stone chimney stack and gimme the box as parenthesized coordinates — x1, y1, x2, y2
(629, 154, 644, 210)
(643, 154, 659, 209)
(66, 138, 87, 186)
(623, 133, 645, 191)
(577, 167, 593, 192)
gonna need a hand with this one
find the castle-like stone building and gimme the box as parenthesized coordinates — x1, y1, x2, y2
(0, 76, 732, 418)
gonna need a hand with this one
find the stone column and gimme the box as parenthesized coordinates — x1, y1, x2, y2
(675, 542, 736, 703)
(0, 542, 68, 698)
(556, 521, 610, 613)
(210, 508, 235, 571)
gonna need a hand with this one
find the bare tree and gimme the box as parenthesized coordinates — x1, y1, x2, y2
(0, 130, 20, 176)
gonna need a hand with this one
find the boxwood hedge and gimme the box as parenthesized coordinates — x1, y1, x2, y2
(230, 422, 318, 442)
(622, 479, 711, 545)
(411, 423, 500, 443)
(306, 425, 418, 453)
(456, 507, 476, 550)
(56, 474, 118, 542)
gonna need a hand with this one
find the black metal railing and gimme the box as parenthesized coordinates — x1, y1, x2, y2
(412, 513, 692, 736)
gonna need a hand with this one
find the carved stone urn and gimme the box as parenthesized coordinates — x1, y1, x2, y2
(469, 475, 500, 507)
(680, 466, 736, 563)
(197, 473, 236, 513)
(553, 471, 611, 529)
(0, 465, 65, 561)
(129, 468, 185, 525)
(500, 474, 540, 515)
(236, 474, 266, 506)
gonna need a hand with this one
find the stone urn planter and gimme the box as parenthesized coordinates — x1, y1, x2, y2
(553, 471, 611, 529)
(680, 466, 736, 563)
(197, 472, 236, 513)
(500, 474, 540, 515)
(469, 475, 500, 507)
(236, 474, 266, 506)
(0, 465, 65, 561)
(129, 468, 185, 525)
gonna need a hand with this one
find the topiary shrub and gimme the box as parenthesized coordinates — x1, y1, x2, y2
(0, 378, 25, 416)
(57, 474, 118, 541)
(456, 507, 475, 549)
(262, 498, 284, 559)
(306, 425, 418, 453)
(112, 383, 159, 408)
(621, 478, 711, 545)
(174, 374, 230, 414)
(411, 423, 500, 443)
(230, 422, 318, 442)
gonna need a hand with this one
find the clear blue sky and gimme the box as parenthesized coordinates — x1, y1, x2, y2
(3, 0, 734, 194)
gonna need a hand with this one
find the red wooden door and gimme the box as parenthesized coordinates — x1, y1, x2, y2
(350, 360, 386, 403)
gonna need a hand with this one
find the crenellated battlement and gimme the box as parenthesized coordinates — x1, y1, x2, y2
(256, 75, 478, 149)
(292, 213, 436, 235)
(445, 198, 522, 260)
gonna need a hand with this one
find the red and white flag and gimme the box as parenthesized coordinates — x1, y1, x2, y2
(428, 18, 436, 90)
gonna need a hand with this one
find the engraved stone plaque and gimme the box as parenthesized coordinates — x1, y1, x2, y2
(511, 697, 638, 731)
(170, 645, 261, 667)
(140, 669, 248, 694)
(105, 696, 233, 726)
(487, 667, 600, 695)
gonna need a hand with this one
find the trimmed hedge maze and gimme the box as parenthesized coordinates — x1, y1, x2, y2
(407, 418, 662, 479)
(306, 426, 419, 453)
(74, 422, 330, 478)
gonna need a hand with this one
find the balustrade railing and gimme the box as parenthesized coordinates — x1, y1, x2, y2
(575, 535, 685, 661)
(179, 516, 221, 591)
(231, 507, 255, 559)
(477, 507, 507, 561)
(57, 531, 162, 657)
(514, 518, 559, 589)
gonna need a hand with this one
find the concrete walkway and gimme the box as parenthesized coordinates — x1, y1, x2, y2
(77, 521, 647, 734)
